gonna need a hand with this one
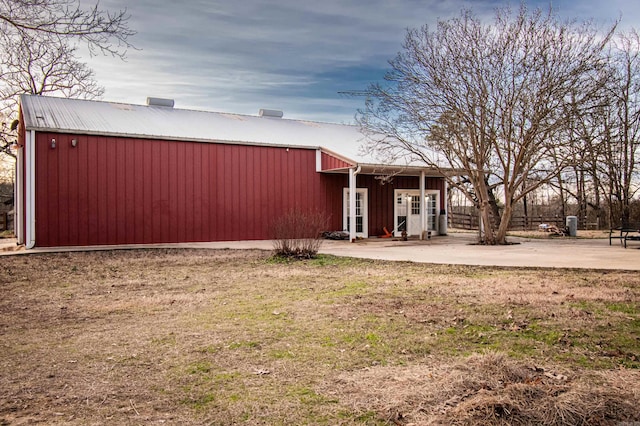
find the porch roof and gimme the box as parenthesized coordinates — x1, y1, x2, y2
(320, 161, 452, 177)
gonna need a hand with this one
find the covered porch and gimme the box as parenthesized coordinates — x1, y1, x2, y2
(320, 161, 448, 243)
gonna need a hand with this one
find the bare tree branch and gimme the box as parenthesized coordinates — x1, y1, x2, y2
(0, 0, 134, 179)
(0, 0, 135, 57)
(358, 5, 614, 244)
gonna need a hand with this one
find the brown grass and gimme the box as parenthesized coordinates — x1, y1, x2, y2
(324, 352, 639, 425)
(0, 249, 638, 425)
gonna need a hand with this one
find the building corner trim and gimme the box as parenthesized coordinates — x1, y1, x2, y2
(25, 130, 36, 249)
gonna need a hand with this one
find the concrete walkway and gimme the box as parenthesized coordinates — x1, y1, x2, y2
(1, 232, 638, 270)
(321, 233, 640, 270)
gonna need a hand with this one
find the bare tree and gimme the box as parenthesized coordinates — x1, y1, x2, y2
(0, 32, 104, 111)
(561, 30, 640, 228)
(0, 0, 133, 161)
(0, 33, 104, 161)
(600, 30, 640, 225)
(0, 0, 134, 57)
(358, 6, 614, 244)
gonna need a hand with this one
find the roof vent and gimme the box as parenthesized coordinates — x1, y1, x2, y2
(146, 97, 175, 108)
(259, 109, 283, 118)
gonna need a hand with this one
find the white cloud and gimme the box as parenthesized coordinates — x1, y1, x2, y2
(83, 0, 640, 123)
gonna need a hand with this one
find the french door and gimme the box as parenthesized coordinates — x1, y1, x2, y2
(394, 190, 439, 237)
(343, 188, 368, 238)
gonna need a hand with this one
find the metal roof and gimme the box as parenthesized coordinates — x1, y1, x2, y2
(21, 95, 370, 162)
(20, 94, 435, 170)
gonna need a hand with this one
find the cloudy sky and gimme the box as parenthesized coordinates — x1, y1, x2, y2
(83, 0, 639, 123)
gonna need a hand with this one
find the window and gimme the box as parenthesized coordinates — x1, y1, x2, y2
(427, 194, 437, 230)
(411, 196, 420, 215)
(397, 216, 407, 231)
(346, 192, 363, 232)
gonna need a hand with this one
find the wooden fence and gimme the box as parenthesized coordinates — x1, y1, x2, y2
(0, 212, 8, 231)
(449, 212, 567, 231)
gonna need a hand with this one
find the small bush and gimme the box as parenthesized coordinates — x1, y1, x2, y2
(271, 209, 329, 259)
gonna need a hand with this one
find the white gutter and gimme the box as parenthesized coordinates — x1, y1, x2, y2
(348, 165, 361, 242)
(25, 130, 36, 249)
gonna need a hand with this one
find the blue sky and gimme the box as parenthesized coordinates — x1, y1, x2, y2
(83, 0, 639, 123)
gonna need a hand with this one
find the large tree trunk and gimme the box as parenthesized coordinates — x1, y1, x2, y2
(495, 201, 513, 244)
(487, 187, 502, 229)
(479, 201, 498, 244)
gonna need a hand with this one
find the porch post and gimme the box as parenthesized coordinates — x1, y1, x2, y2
(420, 170, 426, 240)
(440, 180, 448, 235)
(349, 167, 356, 242)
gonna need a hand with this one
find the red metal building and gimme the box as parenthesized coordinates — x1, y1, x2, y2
(15, 95, 448, 248)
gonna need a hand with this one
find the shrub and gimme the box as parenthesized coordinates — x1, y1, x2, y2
(271, 209, 329, 259)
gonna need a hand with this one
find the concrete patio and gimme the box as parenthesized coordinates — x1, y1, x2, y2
(1, 232, 638, 271)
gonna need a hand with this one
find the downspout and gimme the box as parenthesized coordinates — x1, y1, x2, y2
(25, 130, 36, 249)
(348, 165, 361, 242)
(420, 171, 426, 239)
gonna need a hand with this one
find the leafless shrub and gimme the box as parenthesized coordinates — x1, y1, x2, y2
(271, 209, 329, 259)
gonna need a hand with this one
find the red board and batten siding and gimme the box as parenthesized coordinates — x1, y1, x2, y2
(34, 132, 343, 247)
(321, 151, 353, 171)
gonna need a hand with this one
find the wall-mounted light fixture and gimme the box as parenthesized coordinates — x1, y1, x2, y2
(51, 138, 56, 149)
(71, 139, 77, 148)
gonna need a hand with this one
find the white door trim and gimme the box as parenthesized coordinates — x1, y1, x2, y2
(343, 188, 368, 238)
(394, 189, 439, 237)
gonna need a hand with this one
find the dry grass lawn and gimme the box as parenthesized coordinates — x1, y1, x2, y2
(0, 249, 639, 425)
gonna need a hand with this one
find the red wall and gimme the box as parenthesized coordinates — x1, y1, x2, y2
(31, 132, 446, 247)
(321, 151, 353, 171)
(34, 133, 343, 247)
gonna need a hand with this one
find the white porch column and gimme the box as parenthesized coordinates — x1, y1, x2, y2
(419, 171, 426, 240)
(349, 167, 356, 242)
(440, 180, 449, 235)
